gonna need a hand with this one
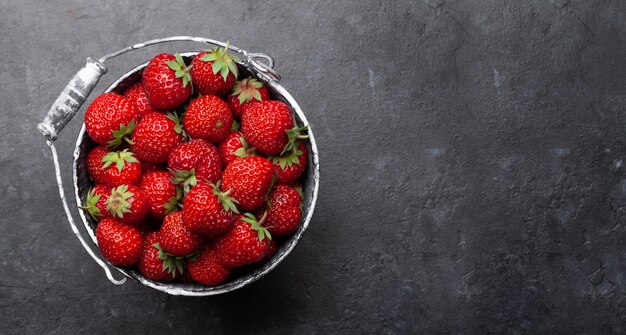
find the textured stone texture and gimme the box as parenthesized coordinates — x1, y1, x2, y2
(1, 0, 625, 333)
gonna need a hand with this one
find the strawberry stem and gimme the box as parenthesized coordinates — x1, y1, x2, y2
(281, 125, 309, 155)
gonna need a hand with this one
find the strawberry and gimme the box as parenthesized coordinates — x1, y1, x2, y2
(100, 149, 142, 187)
(269, 141, 308, 185)
(80, 184, 111, 221)
(190, 46, 239, 96)
(139, 171, 180, 220)
(142, 53, 192, 110)
(137, 232, 176, 282)
(217, 131, 255, 167)
(106, 184, 150, 225)
(86, 146, 110, 184)
(220, 156, 274, 211)
(182, 182, 237, 238)
(264, 184, 302, 236)
(168, 139, 222, 192)
(159, 212, 204, 257)
(214, 213, 272, 268)
(261, 239, 277, 262)
(84, 92, 138, 147)
(186, 245, 231, 286)
(96, 218, 143, 267)
(227, 77, 270, 118)
(183, 95, 233, 143)
(123, 82, 160, 119)
(241, 100, 308, 156)
(131, 112, 185, 163)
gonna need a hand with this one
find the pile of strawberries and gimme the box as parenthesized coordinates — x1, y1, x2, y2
(81, 46, 308, 286)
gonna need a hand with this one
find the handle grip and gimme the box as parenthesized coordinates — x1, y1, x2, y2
(37, 58, 107, 141)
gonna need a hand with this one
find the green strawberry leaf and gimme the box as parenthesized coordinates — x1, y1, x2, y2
(106, 185, 133, 218)
(175, 53, 185, 67)
(199, 53, 217, 62)
(79, 188, 102, 220)
(154, 243, 186, 278)
(199, 43, 239, 82)
(232, 77, 265, 105)
(164, 187, 183, 214)
(167, 60, 181, 71)
(107, 120, 137, 148)
(166, 112, 188, 139)
(211, 183, 240, 213)
(170, 168, 197, 194)
(231, 119, 240, 131)
(211, 61, 222, 75)
(242, 212, 272, 242)
(101, 149, 138, 172)
(167, 53, 192, 89)
(233, 147, 248, 158)
(281, 125, 309, 156)
(175, 259, 184, 274)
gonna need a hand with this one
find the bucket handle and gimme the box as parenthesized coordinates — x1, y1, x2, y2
(37, 36, 280, 286)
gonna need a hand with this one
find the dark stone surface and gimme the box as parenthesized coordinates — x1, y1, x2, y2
(1, 0, 625, 333)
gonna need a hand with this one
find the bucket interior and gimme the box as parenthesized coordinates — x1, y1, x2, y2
(73, 53, 319, 295)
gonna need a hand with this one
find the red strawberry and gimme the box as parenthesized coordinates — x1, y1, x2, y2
(218, 131, 256, 167)
(261, 239, 277, 262)
(168, 139, 222, 192)
(264, 184, 302, 236)
(270, 141, 308, 184)
(139, 171, 180, 220)
(131, 112, 184, 163)
(80, 184, 111, 221)
(137, 232, 176, 282)
(96, 218, 143, 266)
(220, 156, 274, 211)
(242, 100, 307, 156)
(86, 146, 110, 184)
(84, 92, 138, 147)
(190, 46, 239, 96)
(187, 245, 231, 286)
(142, 53, 192, 110)
(182, 182, 238, 238)
(100, 149, 142, 187)
(183, 95, 233, 143)
(214, 213, 272, 268)
(159, 212, 204, 257)
(123, 82, 160, 119)
(105, 184, 150, 225)
(227, 77, 270, 118)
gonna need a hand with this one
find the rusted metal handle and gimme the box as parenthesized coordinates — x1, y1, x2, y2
(37, 58, 107, 141)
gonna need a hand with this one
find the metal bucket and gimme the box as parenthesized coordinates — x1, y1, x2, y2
(38, 37, 320, 296)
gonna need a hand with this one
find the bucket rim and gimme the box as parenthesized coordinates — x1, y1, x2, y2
(73, 52, 320, 296)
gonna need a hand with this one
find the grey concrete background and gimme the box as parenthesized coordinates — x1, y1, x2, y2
(1, 0, 625, 333)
